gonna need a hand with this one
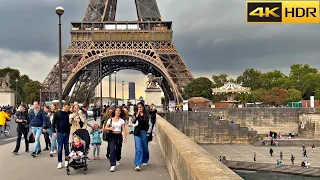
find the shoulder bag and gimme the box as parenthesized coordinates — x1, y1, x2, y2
(102, 119, 113, 142)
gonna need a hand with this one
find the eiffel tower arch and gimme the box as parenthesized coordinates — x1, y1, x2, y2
(41, 0, 194, 104)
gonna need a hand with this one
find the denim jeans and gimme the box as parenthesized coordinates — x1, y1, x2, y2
(57, 133, 70, 162)
(134, 130, 149, 166)
(47, 128, 57, 152)
(31, 127, 43, 153)
(14, 132, 29, 152)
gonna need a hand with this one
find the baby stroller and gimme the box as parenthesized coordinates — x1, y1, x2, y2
(66, 129, 91, 175)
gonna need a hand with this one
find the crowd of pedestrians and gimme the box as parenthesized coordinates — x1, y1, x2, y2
(5, 101, 158, 173)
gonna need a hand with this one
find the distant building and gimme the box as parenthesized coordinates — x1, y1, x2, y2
(129, 82, 135, 100)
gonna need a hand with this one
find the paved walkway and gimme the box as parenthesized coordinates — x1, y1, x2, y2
(202, 144, 320, 167)
(0, 120, 170, 180)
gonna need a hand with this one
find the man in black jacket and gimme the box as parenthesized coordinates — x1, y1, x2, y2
(12, 104, 30, 155)
(52, 102, 71, 169)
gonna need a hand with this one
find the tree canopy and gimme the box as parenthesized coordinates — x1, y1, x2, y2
(183, 77, 213, 100)
(184, 64, 320, 105)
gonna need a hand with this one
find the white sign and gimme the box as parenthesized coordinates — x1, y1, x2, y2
(183, 100, 188, 111)
(311, 96, 315, 108)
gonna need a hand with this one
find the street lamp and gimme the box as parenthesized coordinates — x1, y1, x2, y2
(122, 80, 124, 105)
(15, 79, 18, 106)
(55, 6, 64, 109)
(114, 71, 117, 105)
(40, 88, 42, 106)
(98, 54, 103, 117)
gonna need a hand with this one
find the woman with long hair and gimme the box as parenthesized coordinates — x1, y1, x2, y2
(132, 102, 153, 171)
(104, 107, 114, 159)
(49, 103, 59, 157)
(104, 107, 127, 172)
(69, 104, 86, 143)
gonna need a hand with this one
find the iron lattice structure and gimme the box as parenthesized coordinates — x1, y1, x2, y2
(41, 0, 193, 104)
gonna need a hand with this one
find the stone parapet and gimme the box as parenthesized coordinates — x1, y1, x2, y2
(155, 115, 242, 180)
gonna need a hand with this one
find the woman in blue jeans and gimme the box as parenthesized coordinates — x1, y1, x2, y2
(132, 102, 153, 171)
(49, 103, 59, 157)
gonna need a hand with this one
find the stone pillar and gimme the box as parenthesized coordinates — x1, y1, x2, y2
(145, 87, 162, 109)
(0, 88, 15, 106)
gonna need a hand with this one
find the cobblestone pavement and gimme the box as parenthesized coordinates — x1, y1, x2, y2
(202, 144, 320, 167)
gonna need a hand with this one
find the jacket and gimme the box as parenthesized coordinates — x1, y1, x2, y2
(15, 111, 29, 133)
(132, 112, 153, 136)
(44, 113, 51, 129)
(29, 109, 47, 128)
(90, 130, 102, 144)
(0, 111, 10, 126)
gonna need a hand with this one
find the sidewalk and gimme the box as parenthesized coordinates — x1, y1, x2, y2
(0, 120, 170, 180)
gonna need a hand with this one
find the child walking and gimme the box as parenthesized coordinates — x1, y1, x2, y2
(91, 124, 102, 160)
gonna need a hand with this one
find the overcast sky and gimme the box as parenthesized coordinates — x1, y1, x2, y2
(1, 0, 320, 98)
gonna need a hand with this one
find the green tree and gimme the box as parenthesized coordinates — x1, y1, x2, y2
(315, 89, 320, 100)
(250, 88, 267, 102)
(236, 68, 262, 90)
(23, 81, 41, 104)
(261, 70, 287, 90)
(286, 64, 318, 99)
(286, 89, 302, 104)
(212, 74, 228, 88)
(262, 88, 288, 106)
(183, 77, 213, 100)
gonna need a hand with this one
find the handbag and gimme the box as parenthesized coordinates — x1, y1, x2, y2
(102, 119, 112, 142)
(29, 133, 35, 143)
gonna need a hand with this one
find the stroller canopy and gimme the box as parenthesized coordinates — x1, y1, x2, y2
(73, 129, 91, 150)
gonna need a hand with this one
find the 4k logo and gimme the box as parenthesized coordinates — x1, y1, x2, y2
(247, 2, 282, 22)
(249, 7, 280, 17)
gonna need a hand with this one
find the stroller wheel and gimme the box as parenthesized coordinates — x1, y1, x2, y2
(84, 170, 87, 174)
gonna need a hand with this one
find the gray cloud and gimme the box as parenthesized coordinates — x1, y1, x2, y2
(0, 0, 319, 80)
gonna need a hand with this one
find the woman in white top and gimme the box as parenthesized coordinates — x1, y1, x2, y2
(105, 107, 127, 172)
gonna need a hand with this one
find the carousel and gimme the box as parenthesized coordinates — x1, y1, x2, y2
(212, 83, 251, 107)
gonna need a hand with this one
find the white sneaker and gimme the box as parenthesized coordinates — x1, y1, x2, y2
(64, 161, 68, 167)
(110, 166, 116, 172)
(57, 162, 62, 169)
(142, 163, 148, 166)
(116, 161, 120, 166)
(135, 166, 141, 171)
(53, 150, 57, 154)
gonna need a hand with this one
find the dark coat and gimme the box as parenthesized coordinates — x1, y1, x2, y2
(15, 111, 29, 133)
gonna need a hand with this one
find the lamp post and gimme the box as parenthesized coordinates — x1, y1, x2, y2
(98, 54, 103, 116)
(56, 6, 64, 109)
(40, 88, 42, 106)
(114, 71, 117, 105)
(122, 80, 124, 105)
(15, 79, 18, 106)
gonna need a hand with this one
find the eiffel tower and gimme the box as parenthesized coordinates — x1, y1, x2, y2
(41, 0, 194, 104)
